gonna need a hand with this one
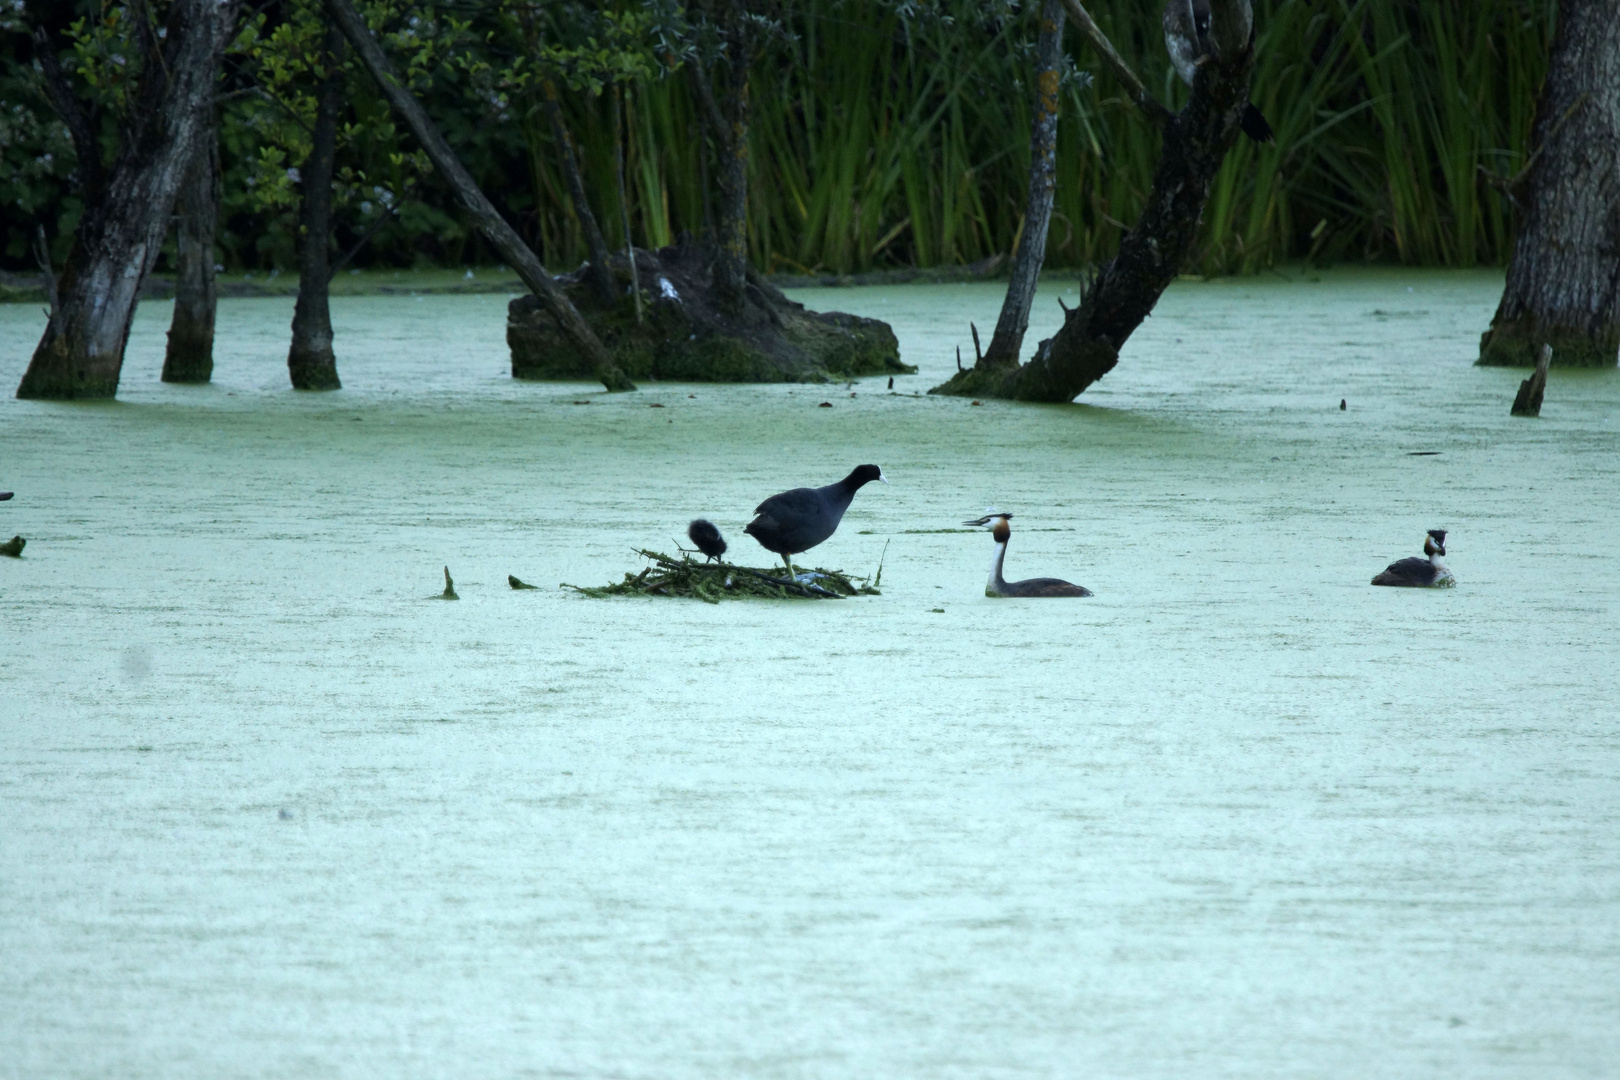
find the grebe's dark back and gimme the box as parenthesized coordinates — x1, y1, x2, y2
(1372, 529, 1455, 587)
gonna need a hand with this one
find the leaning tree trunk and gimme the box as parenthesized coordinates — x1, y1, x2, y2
(325, 0, 634, 391)
(1478, 0, 1620, 369)
(932, 0, 1255, 402)
(17, 0, 239, 400)
(162, 119, 220, 383)
(542, 79, 619, 308)
(981, 0, 1066, 368)
(287, 26, 344, 391)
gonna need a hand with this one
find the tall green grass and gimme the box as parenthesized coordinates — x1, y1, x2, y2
(529, 0, 1556, 276)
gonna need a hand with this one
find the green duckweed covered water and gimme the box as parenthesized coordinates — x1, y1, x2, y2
(2, 271, 1618, 1078)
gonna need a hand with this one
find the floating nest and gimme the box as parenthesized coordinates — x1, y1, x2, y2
(561, 548, 882, 602)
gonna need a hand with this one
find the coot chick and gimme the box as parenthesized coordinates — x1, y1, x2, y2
(688, 519, 728, 562)
(1371, 529, 1455, 587)
(745, 464, 886, 577)
(964, 513, 1092, 597)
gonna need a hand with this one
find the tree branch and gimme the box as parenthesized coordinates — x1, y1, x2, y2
(1059, 0, 1171, 126)
(31, 27, 105, 196)
(1207, 0, 1254, 63)
(324, 0, 634, 391)
(688, 57, 731, 148)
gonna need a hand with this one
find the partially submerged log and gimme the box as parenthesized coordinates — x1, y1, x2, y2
(509, 239, 913, 383)
(564, 549, 881, 602)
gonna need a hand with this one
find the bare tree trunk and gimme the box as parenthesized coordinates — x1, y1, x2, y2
(613, 84, 642, 324)
(691, 43, 754, 310)
(982, 0, 1065, 368)
(932, 0, 1255, 402)
(1479, 0, 1620, 368)
(325, 0, 634, 391)
(543, 78, 618, 308)
(17, 0, 239, 400)
(287, 25, 344, 391)
(162, 122, 220, 383)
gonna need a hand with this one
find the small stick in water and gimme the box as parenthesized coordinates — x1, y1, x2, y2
(0, 535, 24, 557)
(508, 575, 538, 590)
(441, 566, 459, 600)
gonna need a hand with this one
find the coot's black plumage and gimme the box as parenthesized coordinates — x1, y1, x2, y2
(688, 519, 728, 562)
(744, 464, 886, 576)
(1372, 529, 1455, 587)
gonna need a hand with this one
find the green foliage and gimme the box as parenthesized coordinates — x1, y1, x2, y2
(0, 0, 1564, 276)
(506, 0, 1556, 277)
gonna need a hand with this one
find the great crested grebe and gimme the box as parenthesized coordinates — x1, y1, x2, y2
(1371, 529, 1455, 587)
(1162, 0, 1274, 143)
(687, 519, 727, 562)
(744, 465, 887, 578)
(964, 513, 1093, 597)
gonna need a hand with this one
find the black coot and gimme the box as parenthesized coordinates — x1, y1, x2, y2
(688, 519, 728, 562)
(744, 464, 886, 577)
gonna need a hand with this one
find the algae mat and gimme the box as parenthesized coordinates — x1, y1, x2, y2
(2, 271, 1618, 1079)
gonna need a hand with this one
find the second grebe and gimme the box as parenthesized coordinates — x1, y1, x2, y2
(964, 513, 1093, 597)
(745, 465, 886, 577)
(1371, 529, 1455, 587)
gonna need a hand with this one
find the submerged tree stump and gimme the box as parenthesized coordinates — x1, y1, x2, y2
(1511, 344, 1554, 416)
(508, 239, 913, 383)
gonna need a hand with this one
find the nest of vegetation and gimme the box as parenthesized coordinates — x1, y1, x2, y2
(563, 548, 882, 602)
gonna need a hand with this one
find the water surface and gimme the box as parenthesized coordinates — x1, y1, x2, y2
(2, 271, 1617, 1078)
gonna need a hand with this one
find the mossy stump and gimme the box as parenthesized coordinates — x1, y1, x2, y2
(508, 240, 914, 383)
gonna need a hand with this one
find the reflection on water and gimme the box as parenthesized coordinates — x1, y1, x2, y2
(2, 271, 1617, 1078)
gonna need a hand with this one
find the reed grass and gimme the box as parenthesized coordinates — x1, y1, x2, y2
(519, 0, 1553, 278)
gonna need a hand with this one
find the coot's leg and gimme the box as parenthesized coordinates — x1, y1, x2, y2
(782, 552, 797, 580)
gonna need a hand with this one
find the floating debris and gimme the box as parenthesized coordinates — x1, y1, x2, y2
(564, 549, 881, 603)
(440, 566, 459, 600)
(508, 575, 539, 590)
(0, 535, 24, 557)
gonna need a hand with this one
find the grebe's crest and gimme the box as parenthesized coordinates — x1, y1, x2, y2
(1425, 529, 1447, 557)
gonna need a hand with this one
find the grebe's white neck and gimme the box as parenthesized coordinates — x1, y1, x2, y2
(987, 539, 1009, 595)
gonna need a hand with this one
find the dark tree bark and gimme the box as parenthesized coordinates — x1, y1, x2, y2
(982, 0, 1066, 368)
(690, 32, 755, 310)
(325, 0, 634, 391)
(1479, 0, 1620, 369)
(17, 0, 240, 400)
(932, 0, 1255, 402)
(162, 122, 220, 383)
(542, 78, 619, 308)
(612, 84, 642, 324)
(287, 25, 344, 391)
